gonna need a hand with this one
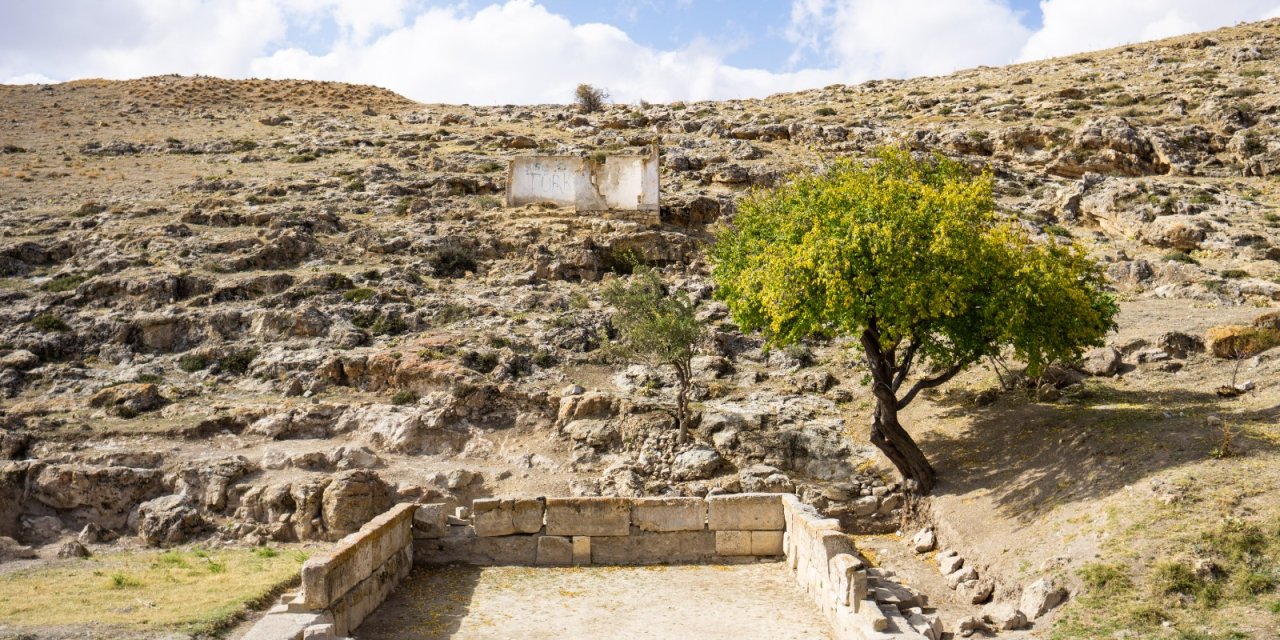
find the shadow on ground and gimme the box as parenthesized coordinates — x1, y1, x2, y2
(916, 386, 1280, 520)
(355, 565, 482, 639)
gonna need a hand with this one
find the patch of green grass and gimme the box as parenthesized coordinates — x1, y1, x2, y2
(1151, 560, 1222, 606)
(134, 373, 162, 384)
(1164, 251, 1199, 265)
(0, 549, 303, 635)
(253, 547, 279, 559)
(343, 287, 375, 303)
(44, 273, 88, 292)
(178, 353, 209, 373)
(218, 348, 259, 375)
(1220, 269, 1249, 279)
(814, 107, 837, 116)
(1080, 562, 1133, 595)
(390, 390, 418, 406)
(31, 313, 69, 332)
(285, 153, 316, 163)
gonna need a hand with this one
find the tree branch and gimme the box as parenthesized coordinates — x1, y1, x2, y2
(898, 362, 967, 409)
(891, 340, 920, 392)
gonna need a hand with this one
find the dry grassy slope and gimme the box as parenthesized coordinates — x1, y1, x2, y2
(0, 16, 1278, 640)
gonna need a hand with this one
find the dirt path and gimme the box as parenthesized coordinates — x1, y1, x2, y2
(356, 563, 831, 640)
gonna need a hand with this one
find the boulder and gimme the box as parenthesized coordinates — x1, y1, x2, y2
(958, 577, 995, 604)
(0, 535, 36, 561)
(984, 603, 1029, 630)
(1158, 331, 1205, 358)
(911, 528, 936, 553)
(671, 447, 724, 481)
(135, 495, 205, 547)
(0, 350, 39, 371)
(57, 540, 91, 558)
(1020, 576, 1068, 619)
(1205, 325, 1280, 359)
(88, 383, 166, 417)
(939, 554, 964, 574)
(320, 470, 391, 539)
(1078, 346, 1121, 376)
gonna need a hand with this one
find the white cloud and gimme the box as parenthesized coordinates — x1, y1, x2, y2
(248, 1, 834, 103)
(788, 0, 1031, 79)
(2, 0, 1280, 102)
(1020, 0, 1280, 62)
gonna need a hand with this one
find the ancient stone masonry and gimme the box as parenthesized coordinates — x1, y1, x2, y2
(505, 146, 660, 224)
(245, 494, 944, 640)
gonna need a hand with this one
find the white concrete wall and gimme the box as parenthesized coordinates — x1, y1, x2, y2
(506, 148, 659, 212)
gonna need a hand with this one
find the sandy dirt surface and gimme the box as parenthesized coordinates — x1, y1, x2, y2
(356, 562, 831, 640)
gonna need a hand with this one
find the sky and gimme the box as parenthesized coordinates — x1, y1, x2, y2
(2, 0, 1279, 104)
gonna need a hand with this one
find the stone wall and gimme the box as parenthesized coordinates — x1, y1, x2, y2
(783, 495, 942, 639)
(240, 502, 417, 640)
(413, 494, 785, 566)
(300, 502, 416, 636)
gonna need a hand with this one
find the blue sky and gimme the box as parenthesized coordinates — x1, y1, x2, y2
(3, 1, 1279, 103)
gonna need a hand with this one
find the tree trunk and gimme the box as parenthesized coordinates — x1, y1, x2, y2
(675, 375, 689, 443)
(869, 401, 937, 493)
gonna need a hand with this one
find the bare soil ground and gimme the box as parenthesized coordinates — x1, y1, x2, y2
(356, 563, 831, 640)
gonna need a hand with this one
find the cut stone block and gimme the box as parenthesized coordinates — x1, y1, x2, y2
(591, 531, 715, 564)
(750, 530, 784, 556)
(715, 530, 752, 556)
(536, 535, 573, 566)
(470, 535, 538, 565)
(707, 493, 784, 531)
(412, 503, 447, 539)
(545, 497, 630, 536)
(631, 497, 706, 532)
(829, 553, 868, 608)
(572, 536, 591, 565)
(471, 498, 515, 537)
(511, 498, 545, 534)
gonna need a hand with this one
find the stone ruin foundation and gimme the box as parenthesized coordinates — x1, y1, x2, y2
(243, 494, 943, 639)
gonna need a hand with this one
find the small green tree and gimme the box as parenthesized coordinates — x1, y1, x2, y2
(710, 148, 1117, 492)
(574, 83, 608, 114)
(603, 267, 706, 442)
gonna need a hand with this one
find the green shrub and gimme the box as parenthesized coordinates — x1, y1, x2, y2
(574, 83, 608, 114)
(462, 350, 499, 374)
(343, 287, 375, 303)
(814, 107, 837, 116)
(1220, 269, 1249, 279)
(1164, 251, 1199, 264)
(325, 273, 354, 291)
(178, 354, 209, 372)
(31, 313, 69, 332)
(1151, 560, 1221, 606)
(218, 349, 259, 375)
(474, 161, 503, 174)
(390, 390, 418, 406)
(434, 303, 470, 326)
(1080, 562, 1133, 595)
(431, 246, 477, 278)
(134, 373, 162, 384)
(343, 179, 365, 192)
(44, 274, 88, 292)
(253, 547, 278, 559)
(286, 153, 316, 163)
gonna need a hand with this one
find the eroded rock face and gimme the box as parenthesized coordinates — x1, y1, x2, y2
(321, 470, 391, 539)
(29, 464, 165, 530)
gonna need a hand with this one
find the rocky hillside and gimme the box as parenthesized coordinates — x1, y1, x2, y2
(1, 18, 1279, 640)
